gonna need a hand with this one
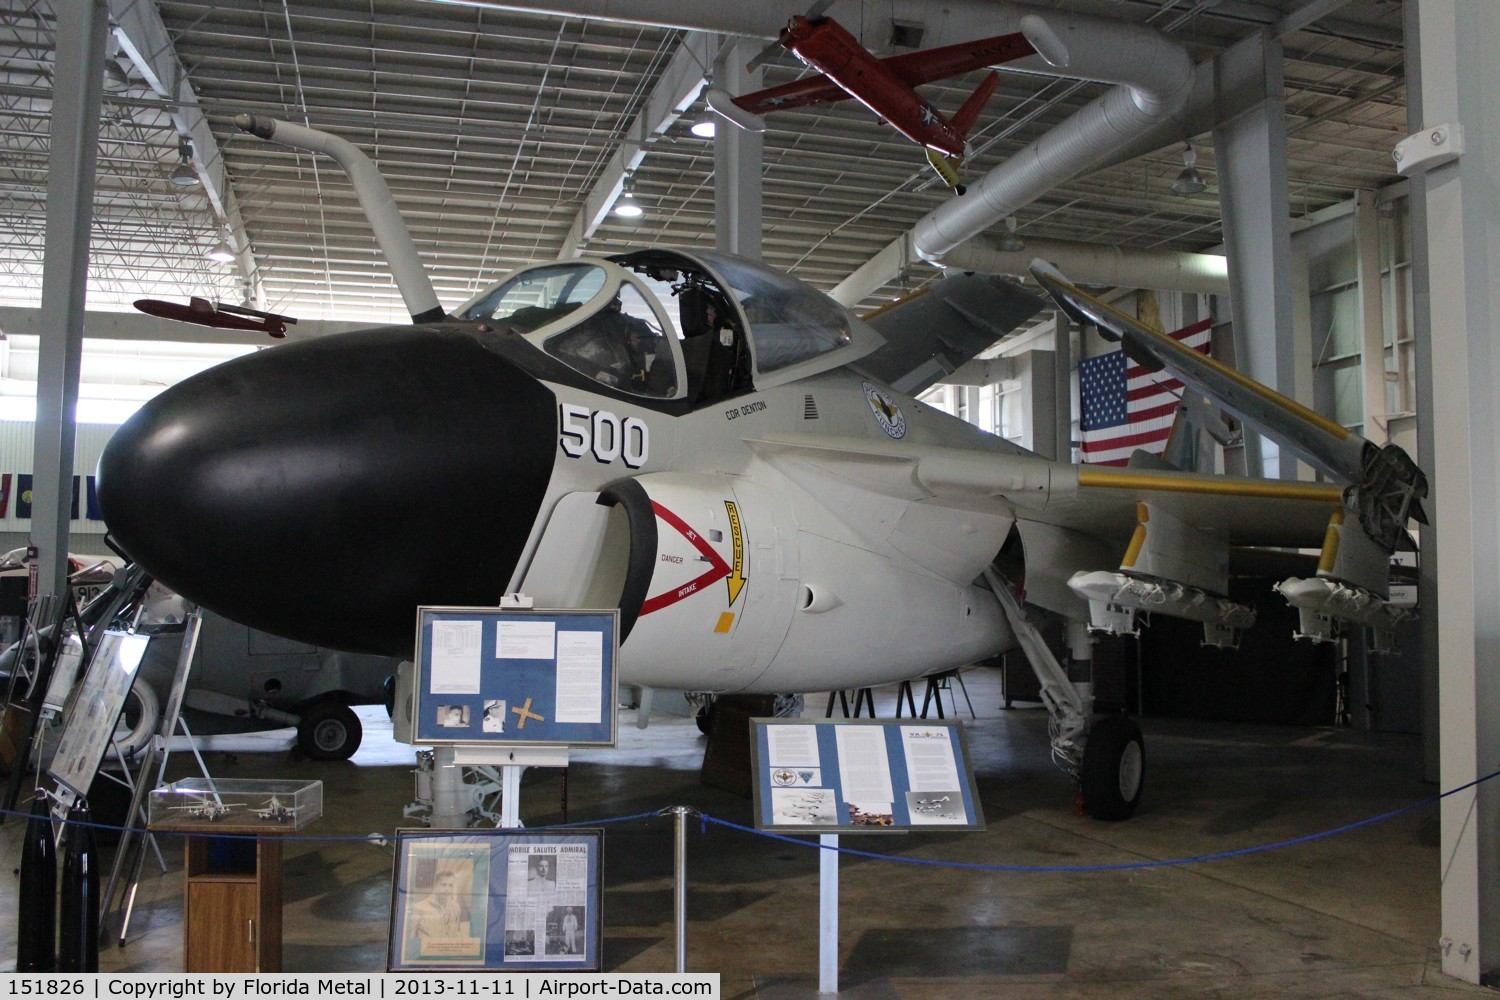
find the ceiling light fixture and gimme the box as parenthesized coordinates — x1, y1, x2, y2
(996, 215, 1025, 253)
(689, 113, 716, 139)
(207, 239, 236, 263)
(614, 175, 644, 218)
(170, 138, 199, 187)
(1172, 143, 1207, 196)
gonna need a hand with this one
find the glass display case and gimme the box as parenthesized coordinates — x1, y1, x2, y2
(149, 777, 322, 830)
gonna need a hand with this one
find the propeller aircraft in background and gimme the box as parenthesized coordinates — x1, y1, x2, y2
(95, 119, 1426, 820)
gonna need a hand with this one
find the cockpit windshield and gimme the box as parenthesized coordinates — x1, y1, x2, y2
(544, 283, 678, 398)
(691, 249, 852, 372)
(455, 263, 606, 331)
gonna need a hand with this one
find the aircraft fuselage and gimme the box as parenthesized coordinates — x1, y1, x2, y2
(98, 249, 1018, 696)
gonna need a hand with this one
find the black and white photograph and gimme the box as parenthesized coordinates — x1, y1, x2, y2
(436, 704, 470, 728)
(482, 699, 507, 733)
(527, 853, 558, 890)
(904, 790, 967, 825)
(545, 905, 584, 956)
(769, 787, 838, 827)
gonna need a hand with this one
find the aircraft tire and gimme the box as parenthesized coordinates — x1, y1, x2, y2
(1080, 715, 1145, 821)
(297, 701, 363, 761)
(106, 680, 159, 760)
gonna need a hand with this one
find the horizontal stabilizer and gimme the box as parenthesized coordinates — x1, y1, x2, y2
(1029, 259, 1428, 550)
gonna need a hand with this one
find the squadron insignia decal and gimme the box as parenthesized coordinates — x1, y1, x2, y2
(862, 381, 907, 439)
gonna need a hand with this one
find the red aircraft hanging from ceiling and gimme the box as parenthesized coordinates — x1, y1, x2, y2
(707, 2, 1064, 192)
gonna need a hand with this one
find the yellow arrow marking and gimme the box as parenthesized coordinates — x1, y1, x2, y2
(511, 697, 544, 729)
(724, 500, 746, 606)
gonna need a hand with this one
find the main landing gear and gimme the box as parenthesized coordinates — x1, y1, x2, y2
(985, 568, 1146, 821)
(1079, 714, 1145, 821)
(689, 692, 804, 736)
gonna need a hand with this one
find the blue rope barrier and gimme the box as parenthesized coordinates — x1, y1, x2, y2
(700, 766, 1500, 873)
(0, 806, 667, 844)
(5, 768, 1494, 871)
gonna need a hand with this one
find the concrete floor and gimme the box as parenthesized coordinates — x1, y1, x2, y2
(0, 668, 1488, 999)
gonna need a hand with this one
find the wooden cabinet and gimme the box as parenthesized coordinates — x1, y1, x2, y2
(182, 832, 284, 972)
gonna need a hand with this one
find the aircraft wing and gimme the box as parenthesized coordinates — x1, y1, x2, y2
(749, 431, 1339, 549)
(724, 32, 1035, 117)
(853, 271, 1046, 395)
(1029, 259, 1428, 552)
(879, 33, 1036, 88)
(749, 430, 1353, 629)
(728, 74, 853, 115)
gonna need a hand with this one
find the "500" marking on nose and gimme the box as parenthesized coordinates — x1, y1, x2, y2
(559, 403, 649, 468)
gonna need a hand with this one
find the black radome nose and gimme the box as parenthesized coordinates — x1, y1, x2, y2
(98, 325, 556, 657)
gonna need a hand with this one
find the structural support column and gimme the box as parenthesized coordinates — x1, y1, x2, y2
(1412, 0, 1500, 986)
(713, 39, 762, 260)
(1354, 190, 1389, 444)
(1053, 314, 1074, 464)
(35, 1, 107, 595)
(1212, 30, 1301, 480)
(1018, 351, 1057, 460)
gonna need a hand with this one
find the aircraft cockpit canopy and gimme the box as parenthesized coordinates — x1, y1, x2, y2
(684, 249, 853, 373)
(456, 260, 685, 400)
(455, 248, 871, 406)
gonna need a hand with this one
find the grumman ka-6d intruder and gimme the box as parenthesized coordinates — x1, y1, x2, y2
(96, 118, 1427, 820)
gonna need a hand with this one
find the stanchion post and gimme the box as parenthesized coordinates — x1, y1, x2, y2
(673, 805, 688, 972)
(58, 800, 99, 973)
(17, 795, 56, 971)
(819, 833, 838, 994)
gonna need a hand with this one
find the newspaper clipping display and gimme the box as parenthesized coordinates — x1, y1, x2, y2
(503, 842, 590, 962)
(390, 831, 601, 972)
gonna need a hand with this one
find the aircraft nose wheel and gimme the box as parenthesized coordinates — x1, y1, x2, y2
(297, 701, 363, 761)
(1079, 715, 1145, 821)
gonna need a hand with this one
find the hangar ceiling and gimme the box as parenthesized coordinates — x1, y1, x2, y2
(0, 0, 1406, 326)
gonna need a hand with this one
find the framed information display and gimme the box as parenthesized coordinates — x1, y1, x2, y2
(413, 606, 619, 748)
(388, 828, 604, 972)
(47, 630, 152, 797)
(749, 717, 985, 833)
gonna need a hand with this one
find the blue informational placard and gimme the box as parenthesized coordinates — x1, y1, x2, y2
(388, 829, 603, 972)
(413, 606, 619, 748)
(749, 718, 985, 833)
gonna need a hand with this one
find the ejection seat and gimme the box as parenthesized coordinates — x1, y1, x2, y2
(677, 284, 742, 406)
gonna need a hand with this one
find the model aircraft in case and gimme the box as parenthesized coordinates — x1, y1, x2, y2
(95, 118, 1426, 820)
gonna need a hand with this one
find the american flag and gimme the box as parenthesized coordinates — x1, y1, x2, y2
(1078, 318, 1213, 466)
